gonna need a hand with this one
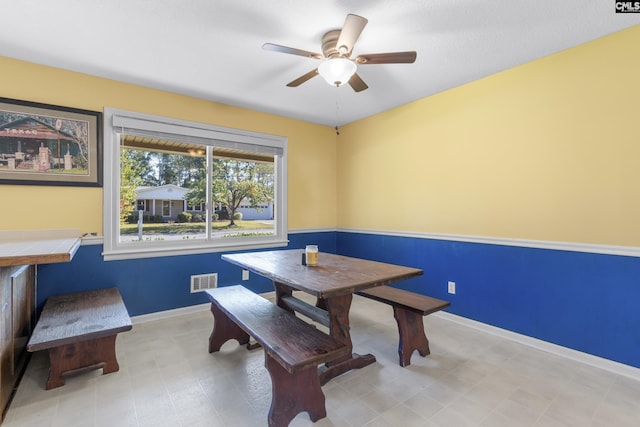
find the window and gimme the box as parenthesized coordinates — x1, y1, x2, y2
(103, 108, 288, 261)
(186, 202, 203, 211)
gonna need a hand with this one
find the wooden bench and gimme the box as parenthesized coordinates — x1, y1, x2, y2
(205, 285, 349, 427)
(26, 287, 132, 389)
(356, 286, 450, 367)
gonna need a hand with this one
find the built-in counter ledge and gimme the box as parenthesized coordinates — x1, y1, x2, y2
(0, 228, 82, 267)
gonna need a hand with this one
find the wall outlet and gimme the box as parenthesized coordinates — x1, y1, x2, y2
(242, 269, 250, 281)
(448, 281, 456, 294)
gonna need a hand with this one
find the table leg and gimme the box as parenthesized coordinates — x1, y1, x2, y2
(275, 283, 376, 384)
(274, 282, 293, 312)
(318, 294, 376, 385)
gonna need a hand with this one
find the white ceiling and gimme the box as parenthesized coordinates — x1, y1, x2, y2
(2, 1, 639, 126)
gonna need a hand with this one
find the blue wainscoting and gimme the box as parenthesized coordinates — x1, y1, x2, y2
(337, 231, 640, 369)
(36, 231, 337, 316)
(36, 229, 639, 369)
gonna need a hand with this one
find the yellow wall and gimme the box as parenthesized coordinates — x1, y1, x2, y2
(3, 25, 640, 247)
(338, 25, 640, 247)
(0, 57, 337, 232)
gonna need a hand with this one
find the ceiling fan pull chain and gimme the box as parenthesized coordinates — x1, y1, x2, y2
(335, 87, 340, 135)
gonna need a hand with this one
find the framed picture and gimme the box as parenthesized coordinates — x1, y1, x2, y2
(0, 97, 102, 187)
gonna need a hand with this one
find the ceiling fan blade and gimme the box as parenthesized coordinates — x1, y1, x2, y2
(348, 73, 368, 92)
(355, 51, 417, 64)
(336, 14, 368, 56)
(286, 69, 319, 87)
(263, 43, 323, 59)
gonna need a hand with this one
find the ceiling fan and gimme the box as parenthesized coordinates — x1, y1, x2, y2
(263, 14, 417, 93)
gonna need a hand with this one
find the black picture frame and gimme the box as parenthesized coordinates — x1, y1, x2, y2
(0, 97, 102, 187)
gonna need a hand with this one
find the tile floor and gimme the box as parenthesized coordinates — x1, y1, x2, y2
(3, 293, 640, 427)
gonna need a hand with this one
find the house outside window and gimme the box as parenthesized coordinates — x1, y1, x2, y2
(186, 202, 203, 212)
(103, 108, 288, 261)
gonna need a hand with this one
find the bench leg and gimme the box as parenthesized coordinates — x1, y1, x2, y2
(46, 335, 119, 390)
(208, 302, 251, 352)
(265, 353, 326, 427)
(393, 307, 430, 367)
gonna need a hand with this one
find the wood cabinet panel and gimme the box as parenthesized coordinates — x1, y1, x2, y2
(0, 265, 35, 421)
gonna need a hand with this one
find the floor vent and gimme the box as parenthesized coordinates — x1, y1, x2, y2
(190, 273, 218, 293)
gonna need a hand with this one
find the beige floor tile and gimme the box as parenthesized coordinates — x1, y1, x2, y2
(3, 296, 638, 427)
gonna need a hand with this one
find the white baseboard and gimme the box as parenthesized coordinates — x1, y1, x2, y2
(131, 298, 640, 382)
(434, 311, 640, 382)
(131, 302, 210, 324)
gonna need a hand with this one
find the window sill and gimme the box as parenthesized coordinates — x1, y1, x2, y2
(102, 237, 289, 261)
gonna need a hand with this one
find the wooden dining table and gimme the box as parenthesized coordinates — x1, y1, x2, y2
(221, 249, 423, 384)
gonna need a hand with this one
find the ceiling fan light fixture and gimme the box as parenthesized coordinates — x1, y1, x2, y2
(318, 58, 356, 87)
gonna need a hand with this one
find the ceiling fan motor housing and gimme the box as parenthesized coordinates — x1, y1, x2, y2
(322, 29, 344, 58)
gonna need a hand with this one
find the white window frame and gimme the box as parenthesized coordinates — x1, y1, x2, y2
(103, 108, 288, 261)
